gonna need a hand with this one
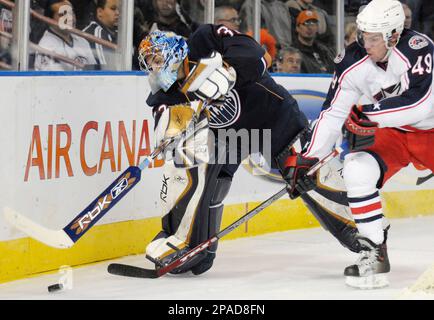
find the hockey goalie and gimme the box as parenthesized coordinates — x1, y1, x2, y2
(137, 26, 363, 276)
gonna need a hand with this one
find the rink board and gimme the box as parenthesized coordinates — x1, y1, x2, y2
(0, 72, 433, 283)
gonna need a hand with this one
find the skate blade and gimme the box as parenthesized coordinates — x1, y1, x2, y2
(345, 274, 389, 289)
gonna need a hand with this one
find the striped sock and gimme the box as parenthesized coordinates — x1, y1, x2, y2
(348, 191, 384, 244)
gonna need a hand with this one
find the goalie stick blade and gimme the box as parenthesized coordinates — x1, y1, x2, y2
(107, 263, 160, 279)
(3, 207, 74, 249)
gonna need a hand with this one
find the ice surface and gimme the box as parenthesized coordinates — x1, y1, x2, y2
(1, 216, 434, 300)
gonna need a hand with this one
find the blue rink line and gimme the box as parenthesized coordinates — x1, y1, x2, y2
(272, 73, 333, 78)
(0, 70, 146, 77)
(0, 70, 333, 77)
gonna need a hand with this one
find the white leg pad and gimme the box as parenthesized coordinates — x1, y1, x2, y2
(146, 235, 188, 261)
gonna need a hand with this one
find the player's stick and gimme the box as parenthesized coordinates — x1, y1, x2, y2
(3, 139, 173, 249)
(416, 173, 434, 185)
(107, 145, 344, 278)
(391, 171, 433, 186)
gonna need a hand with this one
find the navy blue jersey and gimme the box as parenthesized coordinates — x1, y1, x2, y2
(146, 24, 308, 159)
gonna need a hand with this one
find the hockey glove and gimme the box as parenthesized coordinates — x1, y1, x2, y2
(181, 51, 236, 101)
(342, 105, 378, 151)
(277, 148, 319, 199)
(154, 101, 210, 167)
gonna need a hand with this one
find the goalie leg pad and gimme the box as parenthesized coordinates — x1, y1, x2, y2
(191, 174, 232, 275)
(147, 146, 232, 274)
(173, 163, 232, 275)
(300, 191, 361, 253)
(145, 160, 208, 271)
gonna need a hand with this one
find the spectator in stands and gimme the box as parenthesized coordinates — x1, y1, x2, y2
(83, 0, 119, 70)
(180, 0, 244, 25)
(286, 0, 334, 47)
(344, 0, 370, 16)
(404, 0, 433, 40)
(240, 0, 293, 50)
(30, 1, 50, 45)
(247, 28, 278, 63)
(215, 5, 241, 31)
(179, 0, 205, 24)
(147, 0, 197, 38)
(135, 0, 154, 23)
(292, 10, 335, 74)
(275, 47, 302, 73)
(0, 5, 12, 67)
(70, 0, 97, 30)
(34, 0, 96, 70)
(215, 5, 277, 67)
(132, 0, 197, 70)
(344, 22, 357, 47)
(401, 3, 412, 29)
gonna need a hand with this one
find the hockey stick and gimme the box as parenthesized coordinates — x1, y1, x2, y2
(389, 170, 433, 186)
(107, 145, 344, 278)
(3, 139, 173, 249)
(416, 173, 434, 185)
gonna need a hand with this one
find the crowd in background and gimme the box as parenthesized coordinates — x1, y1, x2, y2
(0, 0, 433, 73)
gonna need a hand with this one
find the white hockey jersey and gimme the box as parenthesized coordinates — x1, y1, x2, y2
(304, 29, 434, 159)
(34, 28, 97, 71)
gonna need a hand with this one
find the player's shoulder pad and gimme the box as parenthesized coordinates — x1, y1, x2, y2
(332, 41, 367, 77)
(395, 29, 434, 62)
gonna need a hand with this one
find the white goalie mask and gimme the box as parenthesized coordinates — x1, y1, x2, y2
(356, 0, 405, 48)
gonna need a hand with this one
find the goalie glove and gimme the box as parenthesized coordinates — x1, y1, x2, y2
(342, 105, 378, 152)
(181, 51, 236, 101)
(154, 101, 210, 167)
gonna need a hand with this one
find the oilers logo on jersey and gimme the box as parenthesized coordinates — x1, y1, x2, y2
(208, 89, 241, 129)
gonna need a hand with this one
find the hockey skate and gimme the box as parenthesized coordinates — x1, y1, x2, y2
(344, 236, 390, 289)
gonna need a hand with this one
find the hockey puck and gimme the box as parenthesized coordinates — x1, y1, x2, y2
(47, 283, 63, 293)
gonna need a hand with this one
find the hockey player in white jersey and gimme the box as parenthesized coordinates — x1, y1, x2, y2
(280, 0, 434, 289)
(34, 0, 97, 71)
